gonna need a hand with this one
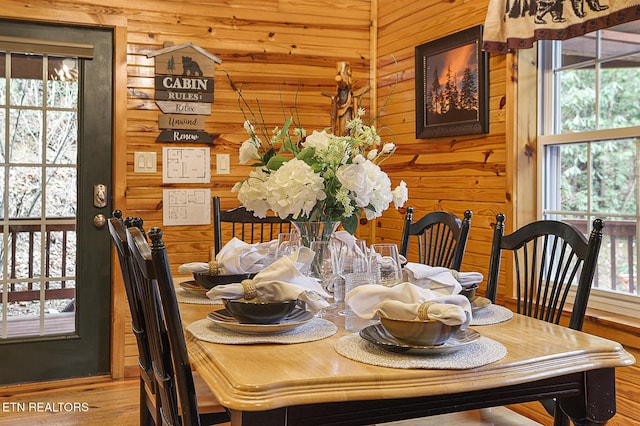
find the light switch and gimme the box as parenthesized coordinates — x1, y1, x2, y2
(134, 152, 157, 173)
(216, 154, 230, 174)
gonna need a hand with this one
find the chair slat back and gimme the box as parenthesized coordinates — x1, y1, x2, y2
(486, 214, 605, 331)
(399, 208, 472, 271)
(213, 196, 292, 255)
(127, 226, 199, 426)
(149, 227, 204, 426)
(107, 211, 154, 391)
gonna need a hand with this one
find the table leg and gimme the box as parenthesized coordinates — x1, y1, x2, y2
(559, 368, 616, 425)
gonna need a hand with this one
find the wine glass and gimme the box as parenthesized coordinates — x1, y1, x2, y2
(333, 238, 369, 315)
(308, 240, 340, 318)
(369, 243, 403, 287)
(275, 231, 301, 259)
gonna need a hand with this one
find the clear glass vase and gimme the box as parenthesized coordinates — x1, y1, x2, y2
(291, 220, 341, 248)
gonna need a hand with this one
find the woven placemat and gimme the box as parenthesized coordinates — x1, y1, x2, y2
(175, 288, 221, 305)
(334, 333, 507, 369)
(187, 318, 337, 344)
(470, 305, 513, 326)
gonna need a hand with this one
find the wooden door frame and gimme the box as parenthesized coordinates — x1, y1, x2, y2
(0, 6, 128, 379)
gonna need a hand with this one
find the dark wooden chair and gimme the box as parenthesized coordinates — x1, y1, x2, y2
(399, 208, 472, 271)
(108, 211, 158, 426)
(126, 225, 230, 426)
(213, 195, 292, 255)
(486, 213, 605, 425)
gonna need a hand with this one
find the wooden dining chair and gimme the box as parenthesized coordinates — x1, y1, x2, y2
(213, 195, 292, 255)
(399, 208, 472, 270)
(108, 211, 159, 426)
(486, 213, 605, 425)
(126, 225, 230, 426)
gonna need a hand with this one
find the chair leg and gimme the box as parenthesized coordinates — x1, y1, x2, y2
(140, 378, 154, 426)
(553, 399, 570, 426)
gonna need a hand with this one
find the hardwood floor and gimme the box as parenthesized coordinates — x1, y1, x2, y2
(0, 375, 542, 426)
(0, 376, 140, 425)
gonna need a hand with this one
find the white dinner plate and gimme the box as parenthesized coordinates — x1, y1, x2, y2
(359, 324, 481, 355)
(207, 308, 314, 334)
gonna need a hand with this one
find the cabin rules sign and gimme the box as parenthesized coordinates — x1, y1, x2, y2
(147, 42, 221, 143)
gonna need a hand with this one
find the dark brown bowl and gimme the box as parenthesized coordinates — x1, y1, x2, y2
(379, 315, 460, 346)
(459, 283, 479, 301)
(222, 298, 299, 324)
(193, 273, 254, 289)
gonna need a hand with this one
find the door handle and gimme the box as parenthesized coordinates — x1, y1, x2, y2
(94, 214, 107, 228)
(94, 184, 107, 208)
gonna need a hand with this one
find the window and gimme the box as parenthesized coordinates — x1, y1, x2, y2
(538, 21, 640, 317)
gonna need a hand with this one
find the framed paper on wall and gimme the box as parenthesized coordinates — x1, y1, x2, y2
(415, 25, 489, 139)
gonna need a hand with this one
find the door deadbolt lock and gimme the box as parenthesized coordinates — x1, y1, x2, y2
(94, 184, 107, 208)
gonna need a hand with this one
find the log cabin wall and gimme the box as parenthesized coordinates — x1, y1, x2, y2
(375, 1, 640, 424)
(374, 1, 639, 425)
(0, 0, 374, 379)
(0, 1, 637, 424)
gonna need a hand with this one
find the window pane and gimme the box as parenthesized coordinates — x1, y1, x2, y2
(0, 166, 3, 218)
(47, 57, 78, 108)
(8, 167, 41, 218)
(10, 54, 43, 107)
(10, 231, 42, 279)
(0, 52, 5, 105)
(545, 143, 588, 212)
(9, 109, 42, 163)
(46, 167, 76, 217)
(0, 109, 4, 162)
(601, 21, 640, 60)
(557, 65, 596, 133)
(562, 36, 596, 67)
(591, 139, 637, 214)
(46, 111, 77, 164)
(598, 61, 640, 129)
(599, 218, 637, 294)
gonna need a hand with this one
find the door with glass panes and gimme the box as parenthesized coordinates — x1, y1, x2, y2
(0, 21, 112, 384)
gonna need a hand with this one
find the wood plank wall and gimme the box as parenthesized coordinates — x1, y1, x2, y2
(0, 0, 638, 423)
(124, 0, 375, 374)
(374, 1, 639, 424)
(0, 0, 374, 380)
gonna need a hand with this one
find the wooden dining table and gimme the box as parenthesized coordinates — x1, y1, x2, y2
(179, 299, 635, 426)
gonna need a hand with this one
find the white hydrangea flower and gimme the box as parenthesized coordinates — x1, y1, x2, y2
(302, 130, 331, 151)
(361, 160, 394, 220)
(264, 158, 326, 219)
(232, 168, 271, 217)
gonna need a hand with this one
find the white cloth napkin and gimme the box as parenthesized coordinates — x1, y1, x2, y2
(403, 263, 484, 295)
(178, 237, 274, 275)
(206, 248, 331, 311)
(345, 282, 471, 328)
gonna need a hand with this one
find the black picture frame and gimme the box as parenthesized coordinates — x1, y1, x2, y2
(415, 25, 489, 139)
